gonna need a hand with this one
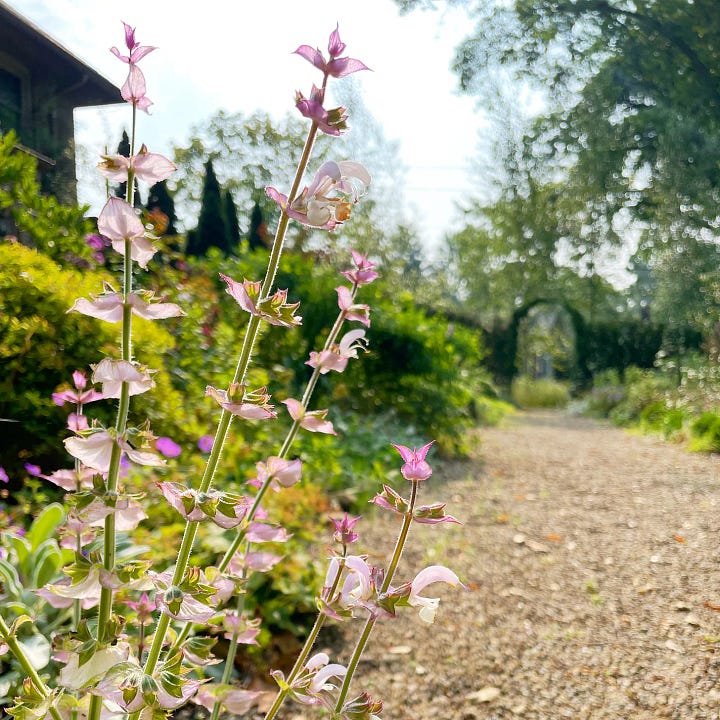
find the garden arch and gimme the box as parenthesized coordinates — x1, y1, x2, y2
(487, 298, 590, 384)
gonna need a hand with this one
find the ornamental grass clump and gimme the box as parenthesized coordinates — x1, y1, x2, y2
(0, 22, 463, 720)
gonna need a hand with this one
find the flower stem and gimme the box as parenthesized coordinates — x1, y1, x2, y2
(138, 122, 320, 700)
(263, 555, 346, 720)
(333, 481, 419, 712)
(0, 616, 63, 720)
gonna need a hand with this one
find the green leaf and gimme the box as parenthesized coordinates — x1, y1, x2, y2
(25, 504, 64, 552)
(31, 541, 63, 588)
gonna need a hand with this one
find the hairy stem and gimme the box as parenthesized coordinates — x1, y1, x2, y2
(333, 481, 419, 712)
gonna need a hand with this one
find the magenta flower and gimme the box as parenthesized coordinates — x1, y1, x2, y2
(294, 25, 369, 79)
(52, 370, 103, 407)
(295, 85, 348, 136)
(97, 197, 156, 268)
(197, 434, 214, 453)
(330, 513, 361, 545)
(98, 144, 175, 185)
(156, 437, 181, 458)
(110, 22, 156, 65)
(283, 398, 336, 434)
(336, 286, 370, 327)
(0, 467, 8, 484)
(267, 160, 370, 230)
(123, 592, 156, 623)
(24, 463, 41, 477)
(392, 441, 435, 482)
(341, 249, 379, 286)
(111, 23, 156, 115)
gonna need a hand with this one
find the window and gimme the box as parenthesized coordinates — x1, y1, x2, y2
(0, 67, 22, 135)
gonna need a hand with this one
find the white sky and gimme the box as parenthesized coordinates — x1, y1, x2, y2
(10, 0, 487, 255)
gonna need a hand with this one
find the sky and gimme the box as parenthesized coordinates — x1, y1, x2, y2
(10, 0, 486, 255)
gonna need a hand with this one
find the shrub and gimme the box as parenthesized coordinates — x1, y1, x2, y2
(510, 376, 570, 409)
(689, 412, 720, 452)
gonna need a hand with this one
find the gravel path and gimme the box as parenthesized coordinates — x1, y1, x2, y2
(296, 410, 720, 720)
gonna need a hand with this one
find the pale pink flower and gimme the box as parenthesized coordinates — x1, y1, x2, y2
(121, 64, 153, 113)
(267, 160, 370, 230)
(306, 329, 367, 374)
(67, 413, 89, 432)
(92, 358, 154, 398)
(150, 570, 216, 623)
(69, 286, 184, 323)
(206, 384, 276, 420)
(59, 643, 129, 690)
(97, 196, 156, 268)
(40, 466, 95, 491)
(336, 286, 370, 326)
(408, 565, 462, 624)
(255, 456, 303, 488)
(283, 398, 335, 434)
(220, 274, 301, 327)
(223, 613, 261, 645)
(98, 144, 175, 184)
(392, 440, 435, 482)
(64, 430, 165, 473)
(156, 482, 252, 529)
(193, 687, 265, 716)
(245, 522, 289, 544)
(241, 551, 283, 572)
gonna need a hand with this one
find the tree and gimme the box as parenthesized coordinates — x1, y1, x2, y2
(145, 180, 178, 235)
(247, 199, 268, 251)
(399, 0, 720, 336)
(222, 190, 240, 252)
(114, 130, 142, 208)
(186, 159, 229, 257)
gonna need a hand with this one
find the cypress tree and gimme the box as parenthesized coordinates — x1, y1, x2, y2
(146, 180, 178, 235)
(187, 159, 228, 256)
(114, 130, 142, 208)
(223, 190, 241, 252)
(247, 200, 268, 251)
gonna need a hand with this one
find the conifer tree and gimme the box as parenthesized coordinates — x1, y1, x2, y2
(146, 180, 178, 235)
(186, 159, 228, 256)
(247, 199, 268, 251)
(114, 130, 142, 208)
(223, 190, 241, 252)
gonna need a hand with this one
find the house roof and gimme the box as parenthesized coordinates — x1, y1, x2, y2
(0, 1, 122, 108)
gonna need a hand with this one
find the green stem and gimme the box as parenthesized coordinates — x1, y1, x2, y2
(333, 482, 419, 712)
(137, 122, 321, 698)
(218, 290, 360, 574)
(209, 596, 244, 720)
(0, 616, 63, 720)
(263, 555, 346, 720)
